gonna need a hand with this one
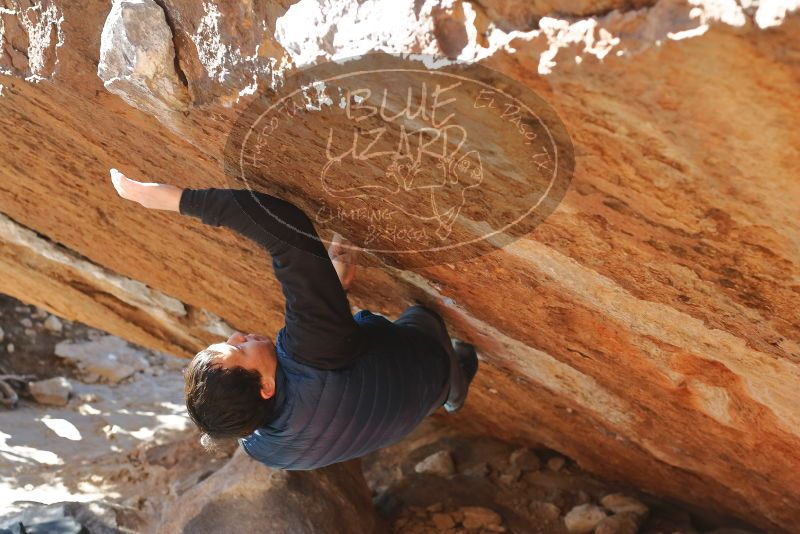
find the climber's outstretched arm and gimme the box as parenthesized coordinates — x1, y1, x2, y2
(110, 170, 363, 369)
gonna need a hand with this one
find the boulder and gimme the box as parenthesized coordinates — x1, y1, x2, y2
(28, 376, 72, 406)
(0, 0, 798, 531)
(157, 448, 379, 534)
(97, 0, 190, 117)
(54, 336, 149, 384)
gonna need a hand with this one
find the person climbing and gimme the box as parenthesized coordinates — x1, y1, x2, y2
(109, 169, 479, 470)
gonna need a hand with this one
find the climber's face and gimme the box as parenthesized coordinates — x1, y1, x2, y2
(207, 332, 278, 400)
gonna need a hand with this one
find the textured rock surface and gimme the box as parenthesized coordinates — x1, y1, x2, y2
(0, 0, 798, 531)
(157, 449, 380, 534)
(0, 212, 231, 356)
(97, 0, 190, 116)
(54, 335, 150, 383)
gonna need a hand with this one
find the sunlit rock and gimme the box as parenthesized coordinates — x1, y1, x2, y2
(28, 377, 72, 406)
(98, 0, 190, 115)
(54, 336, 149, 384)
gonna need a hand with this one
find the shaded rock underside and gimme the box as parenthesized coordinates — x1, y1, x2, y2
(0, 0, 798, 531)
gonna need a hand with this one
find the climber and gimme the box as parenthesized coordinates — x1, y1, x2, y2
(109, 169, 478, 470)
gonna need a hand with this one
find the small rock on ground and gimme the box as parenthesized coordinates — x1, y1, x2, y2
(509, 447, 540, 471)
(414, 450, 455, 476)
(595, 512, 641, 534)
(28, 376, 72, 406)
(600, 494, 649, 517)
(529, 501, 561, 522)
(461, 461, 489, 477)
(459, 506, 503, 530)
(564, 503, 607, 533)
(547, 455, 566, 471)
(498, 465, 522, 485)
(431, 512, 455, 530)
(43, 315, 63, 333)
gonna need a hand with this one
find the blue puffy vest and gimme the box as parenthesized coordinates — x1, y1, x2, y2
(238, 310, 449, 469)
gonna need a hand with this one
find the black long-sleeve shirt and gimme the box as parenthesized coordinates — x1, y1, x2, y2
(179, 188, 363, 368)
(178, 187, 450, 469)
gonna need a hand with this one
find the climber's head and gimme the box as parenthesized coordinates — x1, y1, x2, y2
(184, 332, 278, 445)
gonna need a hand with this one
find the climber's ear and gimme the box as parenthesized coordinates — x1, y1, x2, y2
(260, 378, 275, 400)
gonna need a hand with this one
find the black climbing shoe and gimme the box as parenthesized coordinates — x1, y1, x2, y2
(453, 340, 478, 384)
(443, 340, 479, 413)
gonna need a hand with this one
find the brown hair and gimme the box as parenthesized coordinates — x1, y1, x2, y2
(183, 348, 278, 446)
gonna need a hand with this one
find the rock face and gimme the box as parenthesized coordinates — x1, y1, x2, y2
(157, 449, 379, 534)
(0, 1, 798, 532)
(97, 0, 191, 116)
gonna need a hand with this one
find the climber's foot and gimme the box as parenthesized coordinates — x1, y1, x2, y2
(453, 340, 478, 384)
(443, 339, 478, 413)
